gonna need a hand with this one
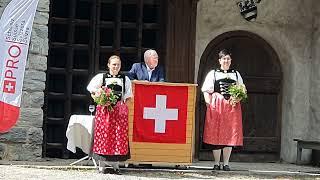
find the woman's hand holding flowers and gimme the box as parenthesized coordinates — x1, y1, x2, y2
(228, 83, 247, 107)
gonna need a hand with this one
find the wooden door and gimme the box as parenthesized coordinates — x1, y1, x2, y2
(44, 0, 167, 158)
(44, 0, 198, 158)
(196, 31, 282, 162)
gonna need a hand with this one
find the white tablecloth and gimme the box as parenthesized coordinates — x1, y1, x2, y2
(66, 115, 94, 154)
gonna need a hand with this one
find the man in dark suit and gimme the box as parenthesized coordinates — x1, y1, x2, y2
(127, 49, 165, 82)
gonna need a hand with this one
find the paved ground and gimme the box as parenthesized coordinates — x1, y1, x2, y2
(1, 159, 320, 179)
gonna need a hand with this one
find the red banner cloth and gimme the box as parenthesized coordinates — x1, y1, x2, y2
(133, 84, 188, 143)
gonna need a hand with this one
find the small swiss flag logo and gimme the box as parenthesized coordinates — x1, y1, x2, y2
(3, 80, 16, 94)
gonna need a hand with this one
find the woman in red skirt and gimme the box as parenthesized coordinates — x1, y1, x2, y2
(201, 49, 245, 171)
(87, 55, 132, 174)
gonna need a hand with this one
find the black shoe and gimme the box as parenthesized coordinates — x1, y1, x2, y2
(213, 164, 220, 170)
(103, 168, 115, 174)
(223, 165, 230, 171)
(113, 168, 122, 175)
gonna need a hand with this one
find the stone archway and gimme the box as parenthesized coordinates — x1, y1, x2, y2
(196, 30, 283, 162)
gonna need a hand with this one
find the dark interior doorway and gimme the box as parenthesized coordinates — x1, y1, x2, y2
(196, 30, 282, 162)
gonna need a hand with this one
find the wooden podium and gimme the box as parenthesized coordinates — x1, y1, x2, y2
(127, 81, 197, 165)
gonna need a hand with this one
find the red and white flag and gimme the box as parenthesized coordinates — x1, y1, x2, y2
(133, 84, 188, 143)
(0, 0, 39, 133)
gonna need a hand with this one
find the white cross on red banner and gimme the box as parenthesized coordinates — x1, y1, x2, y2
(143, 95, 178, 133)
(133, 84, 188, 144)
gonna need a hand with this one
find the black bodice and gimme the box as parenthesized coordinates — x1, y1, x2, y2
(103, 73, 126, 102)
(214, 69, 238, 100)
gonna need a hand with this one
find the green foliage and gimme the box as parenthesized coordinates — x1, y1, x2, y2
(228, 84, 248, 101)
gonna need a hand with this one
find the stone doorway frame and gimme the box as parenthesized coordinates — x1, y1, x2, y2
(195, 30, 283, 162)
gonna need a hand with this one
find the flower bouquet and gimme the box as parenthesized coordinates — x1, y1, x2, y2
(91, 87, 119, 111)
(228, 83, 248, 107)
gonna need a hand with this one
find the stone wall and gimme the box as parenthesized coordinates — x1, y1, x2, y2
(0, 0, 49, 160)
(310, 2, 320, 141)
(195, 0, 315, 163)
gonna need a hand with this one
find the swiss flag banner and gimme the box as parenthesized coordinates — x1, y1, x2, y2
(133, 84, 188, 143)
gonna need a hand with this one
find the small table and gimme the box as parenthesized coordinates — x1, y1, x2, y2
(66, 115, 96, 167)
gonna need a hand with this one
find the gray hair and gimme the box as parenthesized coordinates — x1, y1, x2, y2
(144, 49, 158, 62)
